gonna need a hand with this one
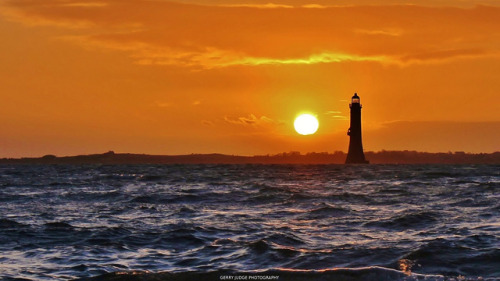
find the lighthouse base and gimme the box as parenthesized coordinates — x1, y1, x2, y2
(345, 159, 370, 164)
(345, 152, 369, 164)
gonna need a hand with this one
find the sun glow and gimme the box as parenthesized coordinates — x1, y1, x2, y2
(294, 114, 319, 135)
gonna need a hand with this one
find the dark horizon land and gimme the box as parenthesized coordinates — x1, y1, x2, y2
(1, 150, 499, 165)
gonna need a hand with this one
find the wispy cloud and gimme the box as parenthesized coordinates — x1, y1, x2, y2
(301, 4, 328, 9)
(154, 101, 174, 108)
(139, 49, 389, 68)
(223, 52, 389, 67)
(325, 111, 348, 120)
(397, 48, 493, 65)
(3, 0, 500, 69)
(60, 2, 109, 8)
(224, 114, 280, 126)
(355, 28, 403, 37)
(201, 120, 214, 126)
(220, 3, 294, 9)
(59, 35, 390, 68)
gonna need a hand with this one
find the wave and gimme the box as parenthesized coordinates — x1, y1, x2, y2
(307, 203, 351, 216)
(328, 192, 372, 204)
(75, 267, 491, 281)
(44, 221, 74, 229)
(130, 194, 203, 204)
(2, 164, 498, 281)
(0, 218, 28, 228)
(401, 239, 500, 277)
(364, 211, 440, 230)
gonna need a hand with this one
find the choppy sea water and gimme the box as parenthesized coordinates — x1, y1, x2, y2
(0, 164, 498, 281)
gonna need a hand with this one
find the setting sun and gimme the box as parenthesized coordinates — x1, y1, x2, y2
(294, 114, 319, 135)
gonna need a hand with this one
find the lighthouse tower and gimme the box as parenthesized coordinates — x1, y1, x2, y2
(345, 93, 369, 164)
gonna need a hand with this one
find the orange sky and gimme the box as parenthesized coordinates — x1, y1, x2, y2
(0, 0, 499, 157)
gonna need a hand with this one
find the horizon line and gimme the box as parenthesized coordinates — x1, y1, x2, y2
(3, 150, 499, 160)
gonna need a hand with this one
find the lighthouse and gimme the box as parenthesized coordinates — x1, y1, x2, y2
(345, 93, 369, 164)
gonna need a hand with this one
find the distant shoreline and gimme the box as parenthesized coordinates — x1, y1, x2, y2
(1, 150, 499, 164)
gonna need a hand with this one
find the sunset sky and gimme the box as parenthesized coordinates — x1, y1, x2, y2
(1, 0, 499, 157)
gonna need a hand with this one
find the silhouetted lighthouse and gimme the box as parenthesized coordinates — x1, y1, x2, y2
(345, 93, 369, 164)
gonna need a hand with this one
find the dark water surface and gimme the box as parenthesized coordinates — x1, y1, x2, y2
(0, 164, 498, 280)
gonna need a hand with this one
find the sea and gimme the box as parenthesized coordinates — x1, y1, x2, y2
(0, 164, 498, 281)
